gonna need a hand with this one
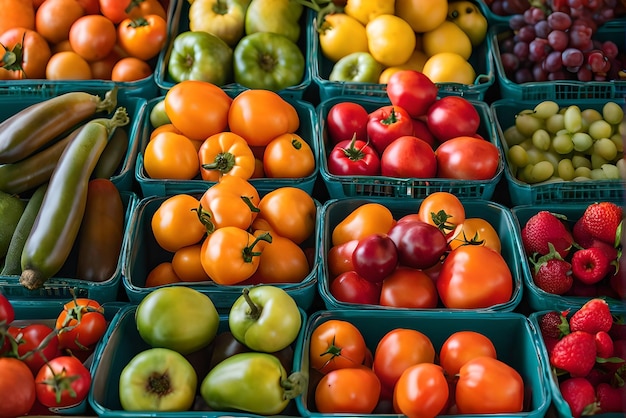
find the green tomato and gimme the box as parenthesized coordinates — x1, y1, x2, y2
(200, 352, 306, 415)
(233, 31, 304, 91)
(135, 286, 219, 355)
(244, 0, 303, 43)
(167, 30, 233, 85)
(189, 0, 247, 47)
(119, 348, 197, 412)
(149, 99, 170, 129)
(228, 285, 301, 353)
(329, 51, 383, 83)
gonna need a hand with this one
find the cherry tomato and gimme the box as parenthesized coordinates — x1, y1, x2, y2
(330, 270, 381, 305)
(449, 217, 502, 253)
(55, 298, 107, 351)
(151, 194, 206, 253)
(0, 358, 36, 417)
(35, 0, 85, 45)
(46, 51, 92, 80)
(439, 331, 498, 376)
(351, 233, 398, 283)
(435, 136, 500, 180)
(145, 261, 182, 287)
(14, 323, 61, 375)
(172, 244, 211, 282)
(117, 14, 167, 60)
(325, 101, 369, 144)
(387, 219, 447, 269)
(315, 367, 381, 414)
(99, 0, 131, 23)
(327, 239, 359, 278)
(379, 267, 438, 309)
(309, 319, 367, 374)
(417, 191, 466, 239)
(393, 363, 449, 418)
(263, 133, 315, 178)
(35, 355, 92, 408)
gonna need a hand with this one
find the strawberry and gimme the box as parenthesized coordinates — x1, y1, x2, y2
(530, 245, 572, 295)
(569, 298, 613, 335)
(595, 331, 614, 358)
(596, 382, 626, 413)
(550, 330, 597, 377)
(570, 247, 611, 285)
(579, 202, 623, 246)
(609, 314, 626, 340)
(538, 311, 569, 339)
(559, 377, 599, 418)
(521, 211, 574, 258)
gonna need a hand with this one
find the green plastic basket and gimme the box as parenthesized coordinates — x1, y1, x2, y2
(511, 204, 625, 312)
(491, 98, 626, 206)
(317, 197, 525, 312)
(121, 195, 320, 312)
(89, 304, 307, 417)
(317, 95, 504, 200)
(295, 309, 551, 417)
(0, 191, 138, 304)
(154, 0, 312, 99)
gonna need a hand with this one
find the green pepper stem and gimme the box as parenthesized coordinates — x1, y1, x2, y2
(281, 371, 307, 400)
(241, 287, 261, 320)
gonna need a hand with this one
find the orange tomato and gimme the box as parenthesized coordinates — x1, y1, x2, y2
(0, 27, 51, 79)
(127, 0, 166, 19)
(143, 131, 199, 180)
(449, 217, 502, 253)
(228, 89, 299, 147)
(393, 363, 449, 418)
(0, 0, 35, 36)
(331, 203, 395, 247)
(117, 14, 167, 61)
(69, 14, 117, 62)
(379, 267, 438, 309)
(198, 175, 260, 232)
(197, 131, 255, 182)
(250, 231, 310, 284)
(151, 194, 206, 253)
(257, 187, 316, 245)
(439, 331, 497, 376)
(145, 261, 182, 287)
(150, 123, 182, 140)
(171, 243, 211, 282)
(35, 0, 84, 44)
(263, 133, 315, 178)
(164, 80, 233, 141)
(46, 51, 92, 79)
(315, 367, 381, 414)
(309, 319, 367, 374)
(418, 191, 466, 240)
(111, 56, 152, 81)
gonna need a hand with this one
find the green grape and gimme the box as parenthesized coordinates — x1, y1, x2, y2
(574, 166, 592, 179)
(591, 153, 609, 170)
(600, 164, 620, 180)
(544, 151, 561, 172)
(545, 113, 565, 134)
(571, 132, 593, 153)
(503, 125, 528, 147)
(525, 146, 546, 165)
(588, 119, 613, 141)
(581, 108, 603, 132)
(602, 102, 624, 125)
(533, 100, 560, 119)
(551, 133, 574, 154)
(610, 133, 623, 153)
(531, 129, 551, 151)
(526, 161, 554, 184)
(593, 137, 618, 161)
(507, 145, 529, 168)
(571, 154, 592, 169)
(617, 158, 626, 179)
(557, 159, 575, 181)
(519, 138, 534, 151)
(590, 168, 608, 180)
(515, 112, 545, 137)
(619, 119, 626, 136)
(563, 105, 582, 133)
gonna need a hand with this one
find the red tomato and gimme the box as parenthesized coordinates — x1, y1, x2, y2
(326, 101, 369, 144)
(381, 135, 437, 178)
(0, 358, 36, 417)
(327, 240, 359, 278)
(393, 363, 449, 418)
(35, 355, 92, 408)
(435, 136, 500, 180)
(386, 70, 438, 118)
(0, 27, 51, 79)
(330, 271, 381, 305)
(314, 367, 381, 414)
(372, 328, 436, 396)
(351, 233, 398, 283)
(387, 220, 447, 269)
(309, 319, 367, 374)
(439, 331, 498, 376)
(411, 117, 436, 148)
(55, 298, 107, 351)
(367, 105, 414, 154)
(426, 96, 480, 142)
(379, 267, 439, 308)
(68, 14, 117, 62)
(13, 324, 61, 375)
(0, 293, 14, 323)
(327, 136, 381, 176)
(456, 356, 525, 414)
(436, 245, 513, 309)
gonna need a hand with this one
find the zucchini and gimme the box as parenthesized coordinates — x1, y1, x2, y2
(19, 107, 129, 290)
(0, 87, 118, 164)
(1, 183, 48, 276)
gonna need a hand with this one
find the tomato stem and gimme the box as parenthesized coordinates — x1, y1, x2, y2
(241, 196, 260, 213)
(202, 152, 237, 175)
(242, 231, 272, 263)
(194, 204, 216, 235)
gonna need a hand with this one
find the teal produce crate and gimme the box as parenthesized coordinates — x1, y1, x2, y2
(491, 21, 626, 100)
(311, 2, 495, 102)
(135, 95, 319, 197)
(294, 309, 551, 417)
(154, 0, 312, 99)
(529, 309, 626, 418)
(491, 98, 626, 206)
(317, 96, 503, 199)
(317, 198, 525, 312)
(89, 304, 307, 417)
(0, 88, 147, 193)
(0, 191, 138, 304)
(121, 195, 320, 311)
(511, 204, 625, 312)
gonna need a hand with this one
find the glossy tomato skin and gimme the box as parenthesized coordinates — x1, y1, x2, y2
(330, 271, 381, 305)
(55, 298, 107, 351)
(386, 70, 438, 118)
(379, 267, 438, 308)
(411, 118, 436, 148)
(309, 319, 367, 374)
(35, 355, 92, 408)
(381, 135, 437, 178)
(315, 367, 381, 414)
(326, 102, 369, 144)
(439, 331, 498, 376)
(436, 245, 513, 309)
(351, 234, 398, 283)
(393, 363, 449, 418)
(367, 105, 414, 155)
(426, 96, 480, 142)
(0, 357, 36, 417)
(15, 324, 62, 375)
(0, 293, 14, 323)
(327, 137, 381, 176)
(327, 239, 359, 278)
(436, 136, 500, 180)
(387, 220, 447, 269)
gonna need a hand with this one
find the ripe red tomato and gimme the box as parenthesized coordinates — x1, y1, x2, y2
(327, 137, 381, 176)
(380, 135, 437, 178)
(14, 324, 61, 375)
(435, 136, 500, 180)
(426, 96, 480, 142)
(0, 357, 36, 417)
(314, 367, 381, 414)
(393, 363, 449, 417)
(327, 240, 359, 278)
(55, 298, 107, 351)
(379, 267, 438, 309)
(387, 220, 447, 269)
(386, 70, 438, 118)
(326, 101, 369, 144)
(367, 105, 414, 154)
(35, 355, 92, 408)
(309, 319, 367, 374)
(411, 117, 436, 148)
(439, 331, 498, 376)
(0, 293, 14, 323)
(436, 245, 513, 309)
(351, 233, 398, 283)
(330, 271, 381, 305)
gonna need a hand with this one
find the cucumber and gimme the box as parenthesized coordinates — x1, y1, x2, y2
(0, 190, 26, 259)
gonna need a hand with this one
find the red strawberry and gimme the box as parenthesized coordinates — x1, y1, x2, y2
(609, 315, 626, 340)
(596, 382, 626, 413)
(579, 202, 623, 245)
(573, 218, 594, 248)
(559, 377, 599, 418)
(565, 280, 598, 298)
(530, 247, 572, 295)
(521, 211, 574, 258)
(538, 311, 569, 339)
(595, 331, 614, 358)
(550, 331, 597, 377)
(569, 298, 613, 335)
(571, 247, 611, 285)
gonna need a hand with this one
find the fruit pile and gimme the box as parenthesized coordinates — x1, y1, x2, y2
(521, 201, 623, 298)
(537, 298, 626, 416)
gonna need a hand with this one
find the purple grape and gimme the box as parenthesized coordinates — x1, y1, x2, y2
(501, 52, 520, 73)
(601, 41, 618, 60)
(593, 9, 615, 25)
(577, 66, 593, 81)
(513, 41, 530, 60)
(562, 48, 585, 67)
(509, 14, 527, 30)
(568, 0, 583, 7)
(515, 67, 534, 83)
(586, 49, 610, 72)
(548, 11, 573, 30)
(532, 63, 548, 81)
(548, 30, 569, 51)
(500, 37, 515, 53)
(517, 25, 536, 43)
(569, 25, 593, 50)
(534, 20, 551, 38)
(529, 38, 550, 62)
(543, 50, 564, 72)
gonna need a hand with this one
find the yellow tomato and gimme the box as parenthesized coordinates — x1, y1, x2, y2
(365, 14, 416, 67)
(343, 0, 394, 25)
(422, 21, 473, 60)
(378, 49, 429, 83)
(449, 218, 502, 253)
(395, 0, 448, 33)
(447, 0, 488, 47)
(319, 13, 369, 63)
(422, 52, 476, 85)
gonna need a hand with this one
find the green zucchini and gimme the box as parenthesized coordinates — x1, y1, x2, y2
(0, 87, 118, 164)
(92, 127, 129, 180)
(1, 183, 48, 276)
(19, 107, 129, 290)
